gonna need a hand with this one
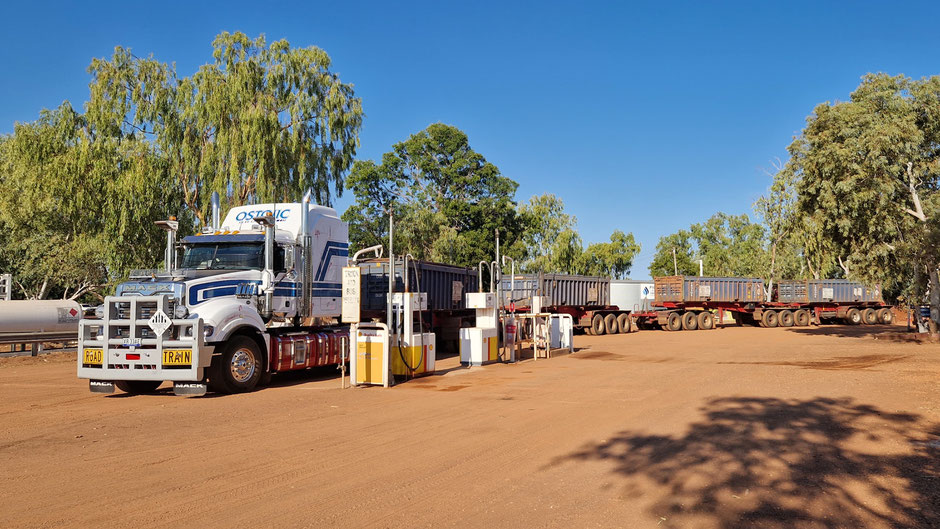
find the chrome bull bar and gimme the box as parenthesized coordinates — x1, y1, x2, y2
(77, 295, 212, 382)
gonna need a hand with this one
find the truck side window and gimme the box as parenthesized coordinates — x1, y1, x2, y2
(275, 246, 286, 273)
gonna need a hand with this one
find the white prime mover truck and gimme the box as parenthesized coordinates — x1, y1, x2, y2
(77, 193, 350, 396)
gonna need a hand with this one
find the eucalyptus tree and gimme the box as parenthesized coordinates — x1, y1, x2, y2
(0, 32, 362, 299)
(648, 214, 766, 278)
(516, 193, 577, 273)
(649, 230, 697, 277)
(87, 31, 363, 226)
(343, 123, 522, 267)
(0, 104, 175, 299)
(579, 230, 641, 278)
(785, 73, 940, 329)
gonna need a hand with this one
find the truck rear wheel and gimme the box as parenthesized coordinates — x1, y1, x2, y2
(877, 308, 893, 324)
(761, 310, 778, 328)
(604, 313, 620, 334)
(697, 311, 715, 330)
(591, 314, 606, 335)
(209, 335, 263, 394)
(681, 311, 698, 331)
(794, 310, 811, 326)
(862, 308, 877, 325)
(844, 307, 861, 325)
(665, 312, 682, 331)
(779, 310, 794, 327)
(617, 313, 632, 333)
(114, 380, 162, 394)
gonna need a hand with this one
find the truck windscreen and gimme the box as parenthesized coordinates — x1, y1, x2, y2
(182, 243, 264, 270)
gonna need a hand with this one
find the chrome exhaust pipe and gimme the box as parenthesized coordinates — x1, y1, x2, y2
(211, 191, 220, 230)
(301, 189, 312, 319)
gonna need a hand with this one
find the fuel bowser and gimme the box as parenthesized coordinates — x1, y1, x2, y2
(390, 292, 436, 377)
(459, 292, 498, 366)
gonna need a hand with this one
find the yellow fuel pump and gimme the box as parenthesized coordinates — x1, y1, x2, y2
(390, 292, 436, 377)
(350, 322, 390, 387)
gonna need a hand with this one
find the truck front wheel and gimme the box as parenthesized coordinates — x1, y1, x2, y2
(209, 336, 263, 394)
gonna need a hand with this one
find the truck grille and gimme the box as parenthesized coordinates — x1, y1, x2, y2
(113, 300, 177, 321)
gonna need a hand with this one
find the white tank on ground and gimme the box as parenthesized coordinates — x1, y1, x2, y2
(0, 300, 82, 333)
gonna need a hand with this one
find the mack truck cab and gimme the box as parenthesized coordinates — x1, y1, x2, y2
(78, 193, 349, 396)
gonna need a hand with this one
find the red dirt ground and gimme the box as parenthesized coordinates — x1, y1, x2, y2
(1, 323, 938, 528)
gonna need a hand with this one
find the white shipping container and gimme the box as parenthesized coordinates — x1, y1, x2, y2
(610, 280, 655, 312)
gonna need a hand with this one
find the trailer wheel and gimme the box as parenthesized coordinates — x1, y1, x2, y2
(779, 310, 794, 327)
(665, 312, 682, 331)
(861, 308, 877, 325)
(209, 335, 263, 394)
(114, 380, 163, 394)
(591, 314, 606, 335)
(617, 313, 632, 333)
(844, 307, 861, 325)
(696, 311, 714, 330)
(761, 310, 778, 328)
(680, 311, 698, 331)
(603, 314, 619, 334)
(877, 308, 893, 324)
(794, 310, 811, 327)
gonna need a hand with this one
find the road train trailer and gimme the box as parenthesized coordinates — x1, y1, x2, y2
(504, 273, 892, 334)
(622, 276, 892, 332)
(502, 273, 651, 335)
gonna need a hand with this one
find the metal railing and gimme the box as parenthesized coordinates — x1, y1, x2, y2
(0, 331, 78, 357)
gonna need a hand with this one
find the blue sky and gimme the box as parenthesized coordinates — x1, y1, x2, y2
(3, 1, 940, 276)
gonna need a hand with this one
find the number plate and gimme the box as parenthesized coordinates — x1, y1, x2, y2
(82, 349, 103, 365)
(122, 337, 142, 346)
(162, 349, 192, 366)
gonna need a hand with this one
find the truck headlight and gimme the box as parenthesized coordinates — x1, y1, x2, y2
(174, 304, 189, 319)
(94, 305, 105, 319)
(204, 325, 214, 338)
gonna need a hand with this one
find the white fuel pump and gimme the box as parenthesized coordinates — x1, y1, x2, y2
(460, 292, 498, 366)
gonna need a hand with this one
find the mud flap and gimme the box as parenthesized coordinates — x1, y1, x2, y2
(89, 380, 114, 394)
(173, 382, 208, 396)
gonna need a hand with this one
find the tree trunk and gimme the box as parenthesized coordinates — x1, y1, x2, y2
(766, 241, 777, 302)
(930, 264, 940, 335)
(838, 256, 849, 277)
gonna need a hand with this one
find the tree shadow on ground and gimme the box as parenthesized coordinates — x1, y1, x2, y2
(785, 324, 919, 340)
(549, 397, 939, 529)
(719, 354, 912, 371)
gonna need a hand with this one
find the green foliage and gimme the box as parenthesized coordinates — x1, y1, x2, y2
(579, 230, 641, 278)
(343, 123, 521, 267)
(0, 103, 178, 299)
(649, 230, 697, 276)
(784, 73, 940, 316)
(649, 213, 766, 278)
(0, 32, 361, 299)
(87, 32, 363, 226)
(550, 229, 585, 274)
(516, 193, 576, 272)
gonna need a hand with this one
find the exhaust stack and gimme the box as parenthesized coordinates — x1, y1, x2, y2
(300, 189, 312, 319)
(211, 191, 220, 230)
